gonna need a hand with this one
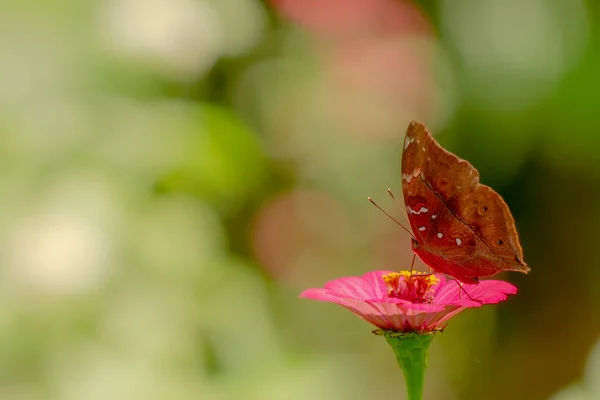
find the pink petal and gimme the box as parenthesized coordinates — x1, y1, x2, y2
(300, 288, 338, 302)
(435, 306, 470, 326)
(420, 306, 461, 329)
(360, 270, 391, 298)
(463, 280, 518, 303)
(323, 270, 391, 300)
(433, 279, 517, 307)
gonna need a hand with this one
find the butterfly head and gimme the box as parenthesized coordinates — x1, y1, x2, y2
(411, 237, 421, 251)
(410, 238, 431, 267)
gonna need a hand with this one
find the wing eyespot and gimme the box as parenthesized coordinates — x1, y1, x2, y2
(477, 205, 489, 216)
(492, 237, 505, 248)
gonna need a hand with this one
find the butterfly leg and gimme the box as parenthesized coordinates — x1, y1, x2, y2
(454, 279, 482, 303)
(408, 253, 416, 282)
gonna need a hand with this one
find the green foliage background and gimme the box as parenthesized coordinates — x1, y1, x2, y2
(0, 0, 599, 399)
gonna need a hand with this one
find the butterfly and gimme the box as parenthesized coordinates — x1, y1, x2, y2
(401, 121, 530, 284)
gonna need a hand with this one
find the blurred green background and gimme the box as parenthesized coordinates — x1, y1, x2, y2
(1, 0, 599, 399)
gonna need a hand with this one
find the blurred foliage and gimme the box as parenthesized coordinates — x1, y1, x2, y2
(0, 0, 599, 399)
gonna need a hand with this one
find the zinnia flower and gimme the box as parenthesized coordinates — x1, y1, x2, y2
(301, 270, 518, 400)
(301, 270, 517, 332)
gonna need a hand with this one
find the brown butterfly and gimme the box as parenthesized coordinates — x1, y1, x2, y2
(401, 121, 530, 284)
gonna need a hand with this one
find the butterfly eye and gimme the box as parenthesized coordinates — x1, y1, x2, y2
(477, 205, 489, 216)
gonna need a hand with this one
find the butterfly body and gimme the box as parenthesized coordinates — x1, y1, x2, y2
(401, 121, 529, 284)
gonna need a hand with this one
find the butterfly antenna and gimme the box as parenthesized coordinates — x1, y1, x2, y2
(387, 188, 409, 221)
(368, 197, 415, 239)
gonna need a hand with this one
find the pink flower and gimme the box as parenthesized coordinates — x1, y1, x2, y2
(301, 270, 517, 333)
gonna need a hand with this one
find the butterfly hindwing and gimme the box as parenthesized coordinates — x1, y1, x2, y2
(446, 184, 524, 267)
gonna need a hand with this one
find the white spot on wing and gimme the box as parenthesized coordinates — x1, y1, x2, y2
(431, 214, 437, 219)
(402, 173, 413, 183)
(418, 226, 426, 231)
(437, 232, 443, 238)
(404, 137, 415, 150)
(409, 207, 429, 215)
(456, 238, 462, 245)
(422, 147, 426, 151)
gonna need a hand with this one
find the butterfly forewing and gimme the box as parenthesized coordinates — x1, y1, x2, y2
(401, 171, 443, 246)
(401, 121, 529, 283)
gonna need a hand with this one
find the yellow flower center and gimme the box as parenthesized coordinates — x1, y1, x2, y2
(383, 271, 439, 303)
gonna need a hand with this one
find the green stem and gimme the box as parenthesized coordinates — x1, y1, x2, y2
(380, 331, 434, 400)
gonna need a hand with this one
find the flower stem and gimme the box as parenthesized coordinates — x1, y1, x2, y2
(381, 331, 434, 400)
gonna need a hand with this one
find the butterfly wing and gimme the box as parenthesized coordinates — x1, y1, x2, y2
(446, 184, 526, 266)
(401, 121, 529, 283)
